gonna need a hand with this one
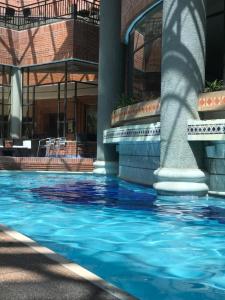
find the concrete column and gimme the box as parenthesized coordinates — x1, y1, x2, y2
(154, 0, 208, 195)
(10, 67, 22, 139)
(94, 0, 124, 175)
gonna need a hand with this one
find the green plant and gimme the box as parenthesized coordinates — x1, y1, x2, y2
(205, 79, 224, 92)
(115, 94, 136, 109)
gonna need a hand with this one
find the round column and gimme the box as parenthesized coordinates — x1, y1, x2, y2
(94, 0, 124, 175)
(10, 67, 22, 139)
(154, 0, 208, 195)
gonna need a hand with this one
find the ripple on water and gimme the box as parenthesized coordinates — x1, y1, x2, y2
(1, 173, 225, 300)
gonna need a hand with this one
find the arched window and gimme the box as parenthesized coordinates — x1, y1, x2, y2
(127, 3, 163, 103)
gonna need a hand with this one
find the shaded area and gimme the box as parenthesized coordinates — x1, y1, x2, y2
(32, 179, 157, 210)
(32, 179, 225, 224)
(0, 228, 124, 300)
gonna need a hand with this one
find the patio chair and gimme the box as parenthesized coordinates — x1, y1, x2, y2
(76, 134, 87, 157)
(37, 138, 55, 157)
(54, 137, 66, 157)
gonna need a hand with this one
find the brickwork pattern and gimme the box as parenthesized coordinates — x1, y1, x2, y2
(0, 19, 99, 66)
(0, 28, 18, 65)
(121, 0, 156, 38)
(0, 156, 94, 171)
(47, 141, 96, 157)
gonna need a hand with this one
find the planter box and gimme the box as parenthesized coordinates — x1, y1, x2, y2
(111, 99, 160, 126)
(111, 91, 225, 127)
(198, 90, 225, 112)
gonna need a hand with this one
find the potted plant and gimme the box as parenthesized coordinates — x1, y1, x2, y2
(204, 79, 224, 92)
(198, 79, 225, 112)
(114, 94, 136, 109)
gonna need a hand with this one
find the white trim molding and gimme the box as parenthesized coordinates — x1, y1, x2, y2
(104, 123, 160, 144)
(188, 119, 225, 141)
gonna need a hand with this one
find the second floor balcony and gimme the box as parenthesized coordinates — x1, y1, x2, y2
(0, 0, 100, 30)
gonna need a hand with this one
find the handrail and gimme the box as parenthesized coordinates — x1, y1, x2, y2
(22, 0, 58, 9)
(0, 2, 19, 9)
(0, 0, 100, 30)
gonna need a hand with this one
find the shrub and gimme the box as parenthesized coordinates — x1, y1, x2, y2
(115, 94, 136, 109)
(205, 80, 224, 92)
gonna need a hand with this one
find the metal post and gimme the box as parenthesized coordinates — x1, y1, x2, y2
(21, 68, 24, 137)
(27, 67, 30, 138)
(57, 82, 60, 137)
(74, 81, 77, 140)
(32, 86, 35, 138)
(2, 66, 5, 138)
(127, 34, 134, 97)
(63, 61, 68, 137)
(45, 0, 47, 23)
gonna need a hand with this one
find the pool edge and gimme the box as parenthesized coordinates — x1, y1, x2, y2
(0, 223, 136, 300)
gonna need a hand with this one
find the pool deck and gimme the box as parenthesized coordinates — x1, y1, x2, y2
(0, 225, 135, 300)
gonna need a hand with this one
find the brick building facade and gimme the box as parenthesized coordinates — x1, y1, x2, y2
(0, 0, 99, 151)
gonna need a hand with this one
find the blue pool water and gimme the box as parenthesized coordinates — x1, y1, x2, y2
(0, 172, 225, 299)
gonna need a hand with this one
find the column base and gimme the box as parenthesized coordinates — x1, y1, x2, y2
(154, 168, 209, 196)
(93, 161, 118, 175)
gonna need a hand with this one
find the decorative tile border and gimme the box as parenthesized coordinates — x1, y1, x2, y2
(111, 99, 160, 126)
(104, 123, 160, 144)
(198, 91, 225, 112)
(105, 119, 225, 144)
(111, 91, 225, 126)
(188, 119, 225, 141)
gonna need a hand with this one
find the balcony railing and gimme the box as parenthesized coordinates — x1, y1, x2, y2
(0, 0, 100, 30)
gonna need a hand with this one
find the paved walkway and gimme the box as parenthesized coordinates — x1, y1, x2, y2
(0, 227, 134, 300)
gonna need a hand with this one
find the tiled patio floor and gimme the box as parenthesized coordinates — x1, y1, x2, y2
(0, 227, 134, 300)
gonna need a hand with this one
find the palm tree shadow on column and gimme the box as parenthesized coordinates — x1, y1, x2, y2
(160, 0, 206, 169)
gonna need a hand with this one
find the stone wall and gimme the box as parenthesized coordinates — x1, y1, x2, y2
(205, 142, 225, 193)
(118, 142, 160, 186)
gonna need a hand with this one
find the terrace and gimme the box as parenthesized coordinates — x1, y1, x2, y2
(0, 0, 100, 30)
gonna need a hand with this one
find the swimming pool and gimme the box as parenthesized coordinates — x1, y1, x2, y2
(0, 172, 225, 300)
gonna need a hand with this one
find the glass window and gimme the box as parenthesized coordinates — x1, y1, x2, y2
(128, 4, 162, 102)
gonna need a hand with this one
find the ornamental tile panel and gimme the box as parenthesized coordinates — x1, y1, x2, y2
(104, 123, 160, 144)
(188, 119, 225, 141)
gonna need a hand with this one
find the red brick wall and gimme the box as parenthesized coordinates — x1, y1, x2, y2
(121, 0, 156, 39)
(0, 28, 18, 65)
(0, 156, 94, 171)
(133, 30, 144, 71)
(0, 19, 99, 66)
(33, 95, 97, 137)
(19, 20, 74, 65)
(74, 20, 99, 63)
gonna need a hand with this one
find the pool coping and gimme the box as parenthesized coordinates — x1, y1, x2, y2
(0, 224, 135, 300)
(0, 170, 94, 174)
(208, 190, 225, 197)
